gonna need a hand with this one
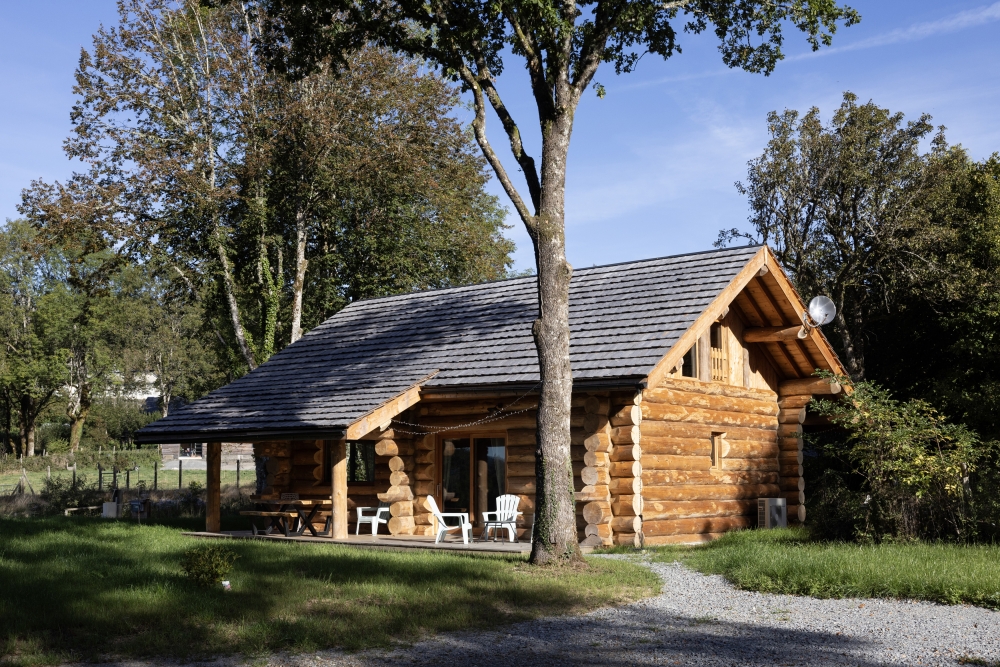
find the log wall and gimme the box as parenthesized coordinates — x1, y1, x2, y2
(640, 377, 779, 545)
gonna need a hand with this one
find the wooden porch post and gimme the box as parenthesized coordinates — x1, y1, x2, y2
(206, 442, 221, 533)
(330, 438, 348, 539)
(697, 329, 712, 383)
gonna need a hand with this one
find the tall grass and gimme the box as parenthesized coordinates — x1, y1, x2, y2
(650, 528, 1000, 609)
(0, 517, 657, 666)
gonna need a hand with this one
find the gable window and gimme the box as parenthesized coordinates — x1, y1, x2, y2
(710, 324, 728, 382)
(681, 346, 697, 377)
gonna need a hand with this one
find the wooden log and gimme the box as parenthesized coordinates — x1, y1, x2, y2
(642, 515, 753, 537)
(642, 388, 780, 417)
(413, 513, 433, 525)
(584, 451, 610, 467)
(583, 501, 612, 525)
(507, 461, 536, 478)
(389, 500, 413, 517)
(377, 486, 414, 503)
(571, 445, 587, 462)
(375, 440, 415, 457)
(778, 377, 842, 396)
(643, 532, 724, 546)
(611, 494, 643, 516)
(610, 460, 642, 478)
(640, 422, 776, 442)
(609, 476, 642, 495)
(643, 499, 756, 521)
(583, 413, 610, 433)
(417, 412, 585, 429)
(642, 483, 781, 502)
(265, 458, 292, 475)
(611, 426, 640, 445)
(414, 480, 435, 496)
(780, 478, 806, 492)
(778, 395, 812, 410)
(584, 395, 610, 416)
(585, 522, 613, 539)
(780, 464, 805, 477)
(514, 494, 535, 513)
(611, 516, 642, 533)
(254, 442, 291, 457)
(507, 429, 536, 447)
(777, 408, 807, 424)
(778, 450, 804, 465)
(743, 326, 805, 343)
(292, 448, 323, 466)
(721, 458, 779, 472)
(777, 424, 802, 438)
(778, 436, 803, 451)
(797, 504, 806, 523)
(507, 449, 536, 464)
(581, 466, 610, 486)
(641, 437, 713, 457)
(614, 532, 641, 548)
(414, 463, 435, 480)
(642, 469, 778, 486)
(650, 377, 777, 402)
(725, 440, 779, 459)
(610, 405, 642, 427)
(641, 403, 777, 429)
(387, 516, 415, 535)
(575, 485, 611, 502)
(782, 490, 806, 504)
(507, 477, 536, 495)
(389, 471, 410, 487)
(388, 456, 411, 472)
(640, 454, 712, 471)
(584, 431, 612, 452)
(609, 444, 641, 462)
(414, 449, 435, 464)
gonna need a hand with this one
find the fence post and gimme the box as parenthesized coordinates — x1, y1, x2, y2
(178, 458, 183, 489)
(98, 464, 103, 491)
(126, 469, 130, 489)
(236, 457, 241, 492)
(47, 466, 51, 481)
(72, 464, 77, 489)
(112, 467, 118, 489)
(153, 463, 158, 491)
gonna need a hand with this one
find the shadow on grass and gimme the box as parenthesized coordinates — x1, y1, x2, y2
(0, 517, 656, 666)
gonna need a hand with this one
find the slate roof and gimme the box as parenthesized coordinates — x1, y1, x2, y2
(136, 245, 761, 443)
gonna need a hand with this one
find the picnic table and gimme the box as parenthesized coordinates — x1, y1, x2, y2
(241, 499, 332, 537)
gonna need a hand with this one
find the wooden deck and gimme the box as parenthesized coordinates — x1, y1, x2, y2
(182, 531, 596, 555)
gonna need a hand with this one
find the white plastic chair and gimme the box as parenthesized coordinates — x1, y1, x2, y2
(426, 495, 472, 544)
(356, 501, 390, 535)
(481, 494, 522, 543)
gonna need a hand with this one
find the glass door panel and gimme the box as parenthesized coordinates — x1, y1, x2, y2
(441, 438, 470, 514)
(473, 438, 506, 525)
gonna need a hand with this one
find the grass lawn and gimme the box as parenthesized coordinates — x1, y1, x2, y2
(641, 528, 1000, 609)
(0, 517, 658, 666)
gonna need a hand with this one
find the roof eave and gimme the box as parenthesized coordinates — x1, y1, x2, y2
(134, 426, 348, 445)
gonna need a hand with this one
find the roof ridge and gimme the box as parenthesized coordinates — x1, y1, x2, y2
(340, 244, 763, 310)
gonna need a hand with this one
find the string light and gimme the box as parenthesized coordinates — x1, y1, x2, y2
(389, 382, 542, 436)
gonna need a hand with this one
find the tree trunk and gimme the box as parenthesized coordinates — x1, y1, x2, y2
(216, 241, 257, 371)
(834, 308, 864, 380)
(529, 113, 582, 565)
(67, 382, 91, 453)
(20, 394, 35, 457)
(289, 209, 309, 344)
(1, 391, 10, 455)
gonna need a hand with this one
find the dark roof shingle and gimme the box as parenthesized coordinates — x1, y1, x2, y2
(136, 245, 759, 442)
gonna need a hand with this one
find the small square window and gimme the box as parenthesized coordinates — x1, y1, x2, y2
(711, 432, 726, 470)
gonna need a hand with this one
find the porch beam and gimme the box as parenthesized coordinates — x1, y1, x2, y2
(330, 438, 348, 539)
(743, 326, 805, 343)
(206, 441, 221, 533)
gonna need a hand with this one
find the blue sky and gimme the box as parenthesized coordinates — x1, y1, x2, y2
(2, 2, 998, 273)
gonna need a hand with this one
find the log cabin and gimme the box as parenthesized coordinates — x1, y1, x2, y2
(136, 245, 846, 546)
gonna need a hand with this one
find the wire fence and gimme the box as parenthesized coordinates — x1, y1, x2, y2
(1, 460, 257, 494)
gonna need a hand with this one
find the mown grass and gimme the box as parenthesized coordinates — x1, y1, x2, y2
(0, 517, 657, 666)
(634, 528, 1000, 609)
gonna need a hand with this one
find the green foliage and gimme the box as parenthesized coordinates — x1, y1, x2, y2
(181, 544, 240, 588)
(0, 517, 655, 663)
(809, 375, 999, 542)
(39, 475, 106, 514)
(648, 528, 1000, 610)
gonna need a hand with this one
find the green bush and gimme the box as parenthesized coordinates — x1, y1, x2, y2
(181, 544, 239, 588)
(40, 475, 107, 514)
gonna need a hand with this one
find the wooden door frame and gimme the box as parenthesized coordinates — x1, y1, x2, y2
(434, 431, 508, 524)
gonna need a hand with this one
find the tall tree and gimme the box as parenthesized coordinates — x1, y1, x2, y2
(722, 92, 936, 379)
(262, 0, 859, 563)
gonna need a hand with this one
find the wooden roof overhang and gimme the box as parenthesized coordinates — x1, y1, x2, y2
(644, 246, 847, 389)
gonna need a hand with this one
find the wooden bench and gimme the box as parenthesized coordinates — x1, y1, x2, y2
(240, 510, 298, 537)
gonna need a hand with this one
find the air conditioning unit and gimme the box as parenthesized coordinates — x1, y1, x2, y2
(758, 498, 787, 529)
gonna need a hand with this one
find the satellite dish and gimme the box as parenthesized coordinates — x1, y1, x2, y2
(807, 296, 837, 327)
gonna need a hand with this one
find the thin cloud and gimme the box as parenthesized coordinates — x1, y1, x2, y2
(792, 2, 1000, 60)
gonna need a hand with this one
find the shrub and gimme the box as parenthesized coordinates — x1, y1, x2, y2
(181, 544, 239, 588)
(40, 475, 107, 514)
(810, 374, 1000, 542)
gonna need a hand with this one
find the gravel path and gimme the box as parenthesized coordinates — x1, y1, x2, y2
(272, 557, 1000, 667)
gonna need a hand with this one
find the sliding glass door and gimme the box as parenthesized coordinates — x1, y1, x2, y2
(441, 436, 506, 525)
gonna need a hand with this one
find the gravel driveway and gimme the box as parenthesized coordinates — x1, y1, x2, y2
(275, 556, 1000, 667)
